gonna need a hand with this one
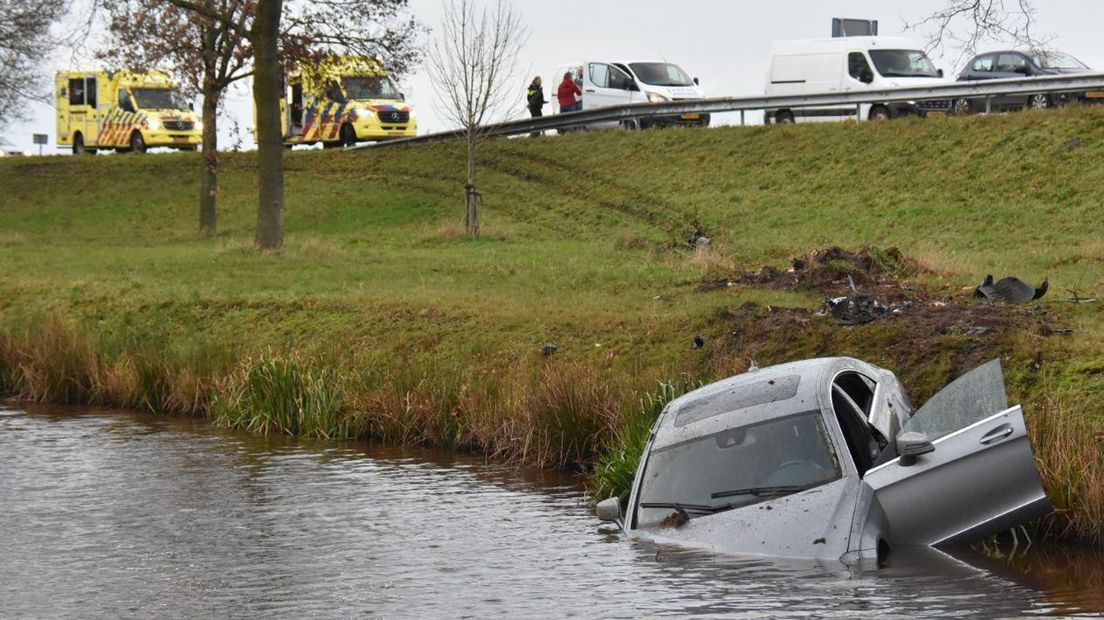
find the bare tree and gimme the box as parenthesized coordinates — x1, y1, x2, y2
(427, 0, 526, 237)
(0, 0, 66, 127)
(906, 0, 1050, 65)
(103, 0, 253, 237)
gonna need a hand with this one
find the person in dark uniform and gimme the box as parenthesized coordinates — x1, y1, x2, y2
(527, 76, 547, 136)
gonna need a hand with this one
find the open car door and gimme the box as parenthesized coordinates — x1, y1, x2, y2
(862, 360, 1051, 546)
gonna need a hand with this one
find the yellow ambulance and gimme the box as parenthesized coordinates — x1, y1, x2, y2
(55, 70, 202, 154)
(279, 56, 417, 147)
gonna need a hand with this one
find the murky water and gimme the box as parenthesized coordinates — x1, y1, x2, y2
(2, 405, 1102, 619)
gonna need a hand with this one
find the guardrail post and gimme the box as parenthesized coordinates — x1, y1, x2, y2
(985, 96, 992, 114)
(740, 110, 745, 126)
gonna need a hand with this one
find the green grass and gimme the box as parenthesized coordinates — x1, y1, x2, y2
(2, 106, 1104, 542)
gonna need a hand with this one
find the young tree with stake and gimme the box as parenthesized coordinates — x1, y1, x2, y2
(427, 0, 526, 238)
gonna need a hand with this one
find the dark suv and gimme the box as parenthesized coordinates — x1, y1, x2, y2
(953, 50, 1101, 113)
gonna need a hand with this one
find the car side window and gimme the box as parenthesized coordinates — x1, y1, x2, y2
(69, 79, 85, 105)
(830, 383, 881, 477)
(848, 52, 873, 81)
(607, 65, 633, 90)
(996, 53, 1030, 73)
(902, 359, 1009, 441)
(972, 55, 995, 72)
(85, 78, 97, 108)
(588, 63, 609, 88)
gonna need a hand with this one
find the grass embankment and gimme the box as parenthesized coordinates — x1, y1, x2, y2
(1, 107, 1103, 543)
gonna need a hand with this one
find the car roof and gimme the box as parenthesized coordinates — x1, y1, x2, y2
(651, 357, 881, 451)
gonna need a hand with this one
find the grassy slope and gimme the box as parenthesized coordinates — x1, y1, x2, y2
(2, 107, 1103, 540)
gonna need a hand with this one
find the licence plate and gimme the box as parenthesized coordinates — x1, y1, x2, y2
(681, 113, 700, 120)
(172, 137, 189, 143)
(1086, 91, 1104, 99)
(388, 131, 405, 136)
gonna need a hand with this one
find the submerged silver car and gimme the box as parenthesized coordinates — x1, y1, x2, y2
(597, 358, 1051, 562)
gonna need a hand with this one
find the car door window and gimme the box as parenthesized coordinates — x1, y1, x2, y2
(85, 78, 97, 108)
(972, 55, 996, 72)
(848, 52, 873, 81)
(901, 359, 1009, 441)
(996, 53, 1030, 74)
(588, 63, 609, 88)
(607, 65, 634, 90)
(830, 379, 885, 477)
(69, 79, 85, 105)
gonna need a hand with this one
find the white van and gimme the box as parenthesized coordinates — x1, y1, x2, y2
(550, 61, 709, 129)
(764, 37, 949, 123)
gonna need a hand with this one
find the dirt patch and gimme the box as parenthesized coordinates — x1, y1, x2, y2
(701, 246, 923, 297)
(702, 247, 1068, 401)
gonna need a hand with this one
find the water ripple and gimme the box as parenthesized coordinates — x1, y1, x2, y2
(1, 406, 1101, 619)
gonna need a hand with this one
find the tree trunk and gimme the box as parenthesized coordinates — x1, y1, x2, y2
(199, 88, 220, 236)
(466, 130, 479, 237)
(251, 0, 285, 250)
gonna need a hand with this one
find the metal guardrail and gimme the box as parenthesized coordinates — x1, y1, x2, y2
(354, 72, 1104, 149)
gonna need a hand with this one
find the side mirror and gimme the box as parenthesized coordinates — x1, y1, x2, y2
(399, 92, 406, 101)
(629, 81, 639, 92)
(189, 102, 195, 111)
(596, 497, 622, 523)
(897, 431, 935, 467)
(937, 68, 945, 78)
(860, 71, 874, 84)
(693, 77, 700, 86)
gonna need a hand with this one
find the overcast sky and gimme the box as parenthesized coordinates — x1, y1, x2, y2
(5, 0, 1103, 153)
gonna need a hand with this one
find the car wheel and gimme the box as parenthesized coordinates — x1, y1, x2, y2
(953, 98, 972, 115)
(775, 110, 795, 125)
(73, 133, 86, 155)
(130, 131, 147, 154)
(340, 123, 357, 147)
(869, 106, 891, 121)
(620, 118, 641, 131)
(1027, 94, 1051, 110)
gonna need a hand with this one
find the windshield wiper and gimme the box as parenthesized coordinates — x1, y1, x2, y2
(639, 501, 717, 513)
(709, 485, 810, 500)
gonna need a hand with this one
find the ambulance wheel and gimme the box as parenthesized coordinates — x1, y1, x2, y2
(869, 106, 891, 121)
(340, 123, 357, 147)
(322, 141, 340, 149)
(73, 133, 88, 155)
(774, 110, 795, 125)
(130, 131, 147, 153)
(620, 119, 641, 131)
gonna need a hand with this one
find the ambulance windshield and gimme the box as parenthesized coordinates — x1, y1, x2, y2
(342, 76, 401, 100)
(132, 88, 190, 111)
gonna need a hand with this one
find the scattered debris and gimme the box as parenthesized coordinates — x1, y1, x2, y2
(659, 507, 690, 529)
(691, 335, 706, 350)
(974, 275, 1049, 304)
(818, 275, 890, 325)
(688, 224, 711, 249)
(965, 326, 993, 337)
(540, 342, 558, 356)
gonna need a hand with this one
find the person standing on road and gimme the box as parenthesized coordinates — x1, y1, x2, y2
(557, 71, 582, 114)
(527, 76, 547, 137)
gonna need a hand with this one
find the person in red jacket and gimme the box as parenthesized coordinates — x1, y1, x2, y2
(557, 71, 582, 113)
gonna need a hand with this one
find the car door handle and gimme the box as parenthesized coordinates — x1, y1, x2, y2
(980, 424, 1014, 445)
(585, 89, 596, 93)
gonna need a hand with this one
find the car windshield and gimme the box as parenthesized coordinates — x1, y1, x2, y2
(628, 62, 694, 87)
(342, 76, 401, 100)
(132, 88, 189, 111)
(869, 50, 940, 78)
(1033, 52, 1089, 70)
(634, 412, 841, 529)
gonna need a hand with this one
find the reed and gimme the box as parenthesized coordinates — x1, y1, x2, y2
(211, 353, 354, 439)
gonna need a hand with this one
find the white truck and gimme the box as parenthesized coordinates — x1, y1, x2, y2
(551, 60, 709, 129)
(764, 37, 950, 123)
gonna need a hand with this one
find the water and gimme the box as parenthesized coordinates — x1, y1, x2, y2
(1, 405, 1102, 619)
